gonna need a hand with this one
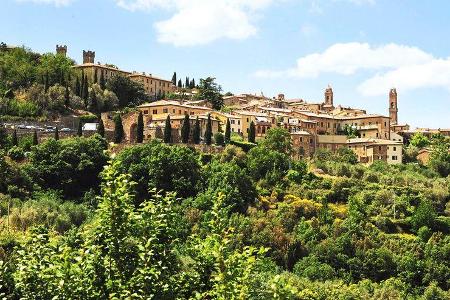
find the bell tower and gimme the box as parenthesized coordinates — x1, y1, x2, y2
(389, 88, 398, 125)
(324, 85, 333, 106)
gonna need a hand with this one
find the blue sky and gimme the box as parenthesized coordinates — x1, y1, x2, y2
(1, 0, 450, 128)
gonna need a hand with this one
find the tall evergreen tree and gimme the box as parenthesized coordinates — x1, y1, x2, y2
(164, 115, 172, 144)
(54, 127, 59, 141)
(192, 78, 196, 88)
(193, 117, 201, 144)
(11, 130, 18, 146)
(100, 70, 106, 90)
(205, 114, 212, 146)
(136, 112, 144, 143)
(177, 79, 182, 88)
(77, 120, 83, 137)
(248, 121, 256, 143)
(225, 118, 231, 144)
(82, 75, 89, 106)
(185, 77, 189, 88)
(181, 114, 190, 143)
(94, 69, 98, 84)
(97, 118, 105, 138)
(33, 130, 38, 145)
(64, 84, 70, 107)
(114, 115, 124, 143)
(75, 76, 81, 97)
(171, 72, 177, 86)
(90, 90, 98, 114)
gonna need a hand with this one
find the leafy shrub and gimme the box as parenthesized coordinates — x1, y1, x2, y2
(7, 146, 24, 161)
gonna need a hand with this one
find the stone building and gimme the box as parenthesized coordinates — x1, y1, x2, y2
(128, 72, 175, 99)
(347, 138, 402, 165)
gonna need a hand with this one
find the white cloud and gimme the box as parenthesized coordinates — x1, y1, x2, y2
(15, 0, 73, 6)
(115, 0, 275, 46)
(255, 42, 450, 96)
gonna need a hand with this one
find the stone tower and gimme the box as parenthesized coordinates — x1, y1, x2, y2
(56, 45, 67, 57)
(83, 50, 95, 64)
(389, 88, 398, 125)
(324, 85, 333, 106)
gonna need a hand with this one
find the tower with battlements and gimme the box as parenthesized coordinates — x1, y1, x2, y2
(56, 45, 67, 57)
(83, 50, 95, 64)
(389, 88, 398, 125)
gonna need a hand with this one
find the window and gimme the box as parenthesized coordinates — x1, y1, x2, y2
(310, 138, 313, 144)
(393, 146, 396, 151)
(384, 122, 387, 127)
(238, 120, 240, 125)
(247, 118, 249, 122)
(379, 146, 382, 150)
(152, 109, 157, 114)
(163, 108, 168, 113)
(231, 120, 235, 124)
(392, 156, 398, 160)
(143, 110, 148, 115)
(300, 137, 303, 142)
(262, 127, 266, 134)
(321, 122, 323, 127)
(172, 109, 175, 113)
(179, 110, 181, 114)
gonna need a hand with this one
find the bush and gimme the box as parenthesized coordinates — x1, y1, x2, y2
(7, 146, 24, 161)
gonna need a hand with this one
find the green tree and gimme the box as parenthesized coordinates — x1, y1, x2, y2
(193, 117, 201, 144)
(224, 118, 231, 144)
(44, 71, 49, 92)
(196, 77, 223, 110)
(205, 114, 212, 145)
(214, 132, 224, 146)
(106, 74, 149, 108)
(11, 129, 18, 146)
(260, 127, 292, 155)
(99, 70, 106, 89)
(114, 114, 124, 143)
(90, 89, 98, 114)
(77, 120, 83, 137)
(411, 200, 437, 231)
(181, 114, 190, 143)
(177, 79, 182, 88)
(75, 76, 81, 97)
(171, 72, 177, 86)
(185, 76, 189, 88)
(410, 132, 430, 148)
(33, 130, 38, 145)
(54, 126, 59, 140)
(164, 115, 172, 143)
(97, 118, 105, 138)
(136, 112, 144, 143)
(248, 121, 256, 143)
(64, 84, 70, 107)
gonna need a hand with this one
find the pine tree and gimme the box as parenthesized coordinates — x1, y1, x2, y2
(77, 120, 83, 137)
(136, 112, 144, 143)
(100, 70, 106, 89)
(185, 77, 189, 88)
(171, 72, 177, 86)
(11, 130, 18, 146)
(193, 117, 201, 144)
(225, 118, 231, 144)
(164, 115, 172, 143)
(33, 130, 38, 145)
(177, 79, 182, 88)
(114, 115, 124, 143)
(97, 118, 105, 137)
(64, 84, 70, 107)
(54, 127, 59, 141)
(75, 76, 81, 97)
(248, 121, 256, 143)
(205, 114, 212, 146)
(90, 90, 98, 114)
(181, 114, 190, 143)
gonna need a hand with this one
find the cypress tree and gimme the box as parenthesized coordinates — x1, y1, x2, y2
(77, 120, 83, 137)
(83, 75, 89, 106)
(114, 115, 124, 143)
(136, 112, 144, 143)
(97, 118, 105, 138)
(155, 126, 163, 139)
(75, 76, 81, 97)
(94, 69, 98, 84)
(171, 72, 177, 86)
(185, 77, 189, 88)
(193, 117, 201, 144)
(80, 72, 84, 97)
(54, 127, 59, 141)
(205, 114, 212, 146)
(192, 78, 195, 88)
(64, 84, 70, 107)
(164, 115, 172, 144)
(225, 118, 231, 144)
(11, 130, 18, 146)
(33, 130, 38, 145)
(177, 79, 182, 88)
(248, 121, 256, 143)
(100, 71, 106, 90)
(90, 90, 98, 114)
(181, 114, 190, 143)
